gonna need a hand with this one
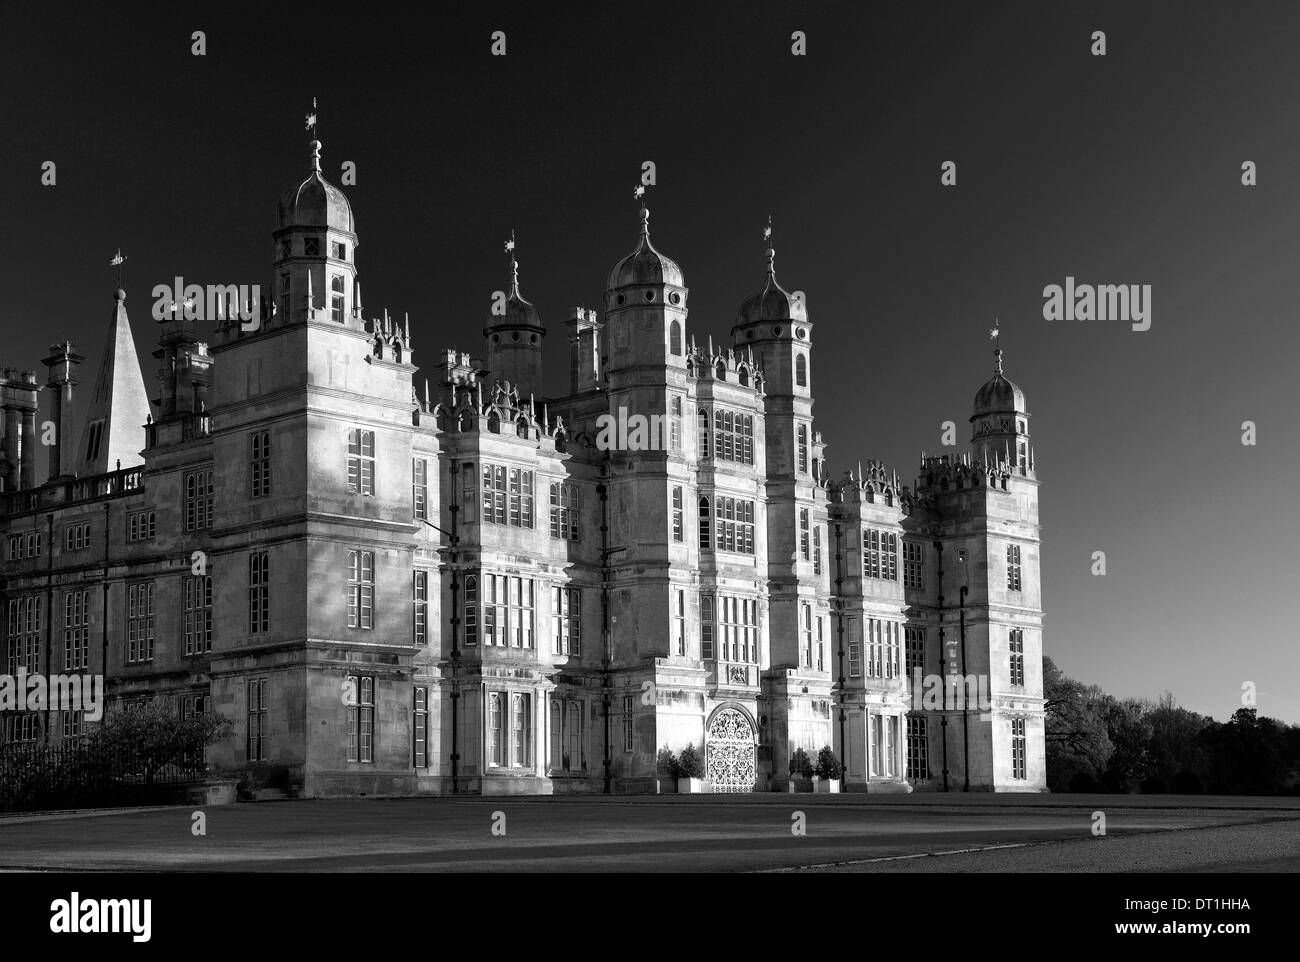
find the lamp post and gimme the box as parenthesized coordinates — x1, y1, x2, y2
(421, 516, 460, 794)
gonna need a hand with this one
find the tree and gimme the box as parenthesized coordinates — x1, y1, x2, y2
(1043, 656, 1113, 791)
(90, 700, 232, 783)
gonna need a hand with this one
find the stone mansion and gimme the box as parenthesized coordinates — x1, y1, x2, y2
(0, 137, 1047, 795)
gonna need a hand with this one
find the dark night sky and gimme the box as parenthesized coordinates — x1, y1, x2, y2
(3, 1, 1297, 723)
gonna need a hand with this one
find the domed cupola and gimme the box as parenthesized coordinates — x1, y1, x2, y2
(483, 233, 545, 396)
(276, 140, 354, 233)
(736, 239, 806, 327)
(970, 339, 1032, 473)
(972, 348, 1027, 419)
(607, 206, 684, 291)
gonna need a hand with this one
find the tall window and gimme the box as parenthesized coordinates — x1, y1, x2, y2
(482, 464, 533, 527)
(412, 570, 429, 645)
(126, 582, 154, 663)
(347, 675, 375, 763)
(698, 496, 711, 550)
(670, 396, 682, 451)
(412, 458, 428, 519)
(6, 597, 40, 674)
(552, 586, 581, 655)
(347, 550, 375, 629)
(795, 353, 807, 387)
(799, 509, 810, 560)
(905, 626, 925, 676)
(669, 319, 682, 355)
(464, 575, 478, 646)
(671, 486, 684, 542)
(1007, 544, 1022, 592)
(816, 616, 825, 671)
(700, 595, 715, 660)
(714, 496, 755, 554)
(488, 692, 504, 767)
(184, 575, 213, 655)
(248, 678, 267, 761)
(813, 525, 822, 576)
(184, 468, 214, 531)
(127, 510, 156, 542)
(718, 596, 757, 663)
(248, 551, 270, 634)
(565, 701, 582, 771)
(1012, 718, 1027, 779)
(885, 717, 897, 777)
(279, 272, 291, 319)
(413, 686, 429, 768)
(870, 715, 882, 776)
(511, 693, 529, 767)
(6, 714, 38, 744)
(903, 541, 925, 590)
(698, 409, 710, 458)
(63, 590, 89, 670)
(674, 589, 686, 656)
(848, 617, 862, 677)
(622, 695, 634, 752)
(800, 603, 813, 667)
(906, 716, 929, 781)
(481, 574, 534, 648)
(713, 408, 754, 465)
(347, 429, 375, 495)
(863, 529, 898, 581)
(63, 710, 84, 741)
(549, 482, 579, 540)
(797, 424, 808, 473)
(330, 275, 346, 322)
(250, 430, 271, 498)
(1009, 629, 1025, 687)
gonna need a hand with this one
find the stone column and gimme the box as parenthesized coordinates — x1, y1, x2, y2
(2, 403, 19, 490)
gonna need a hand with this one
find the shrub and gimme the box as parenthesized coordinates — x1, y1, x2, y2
(815, 746, 843, 780)
(656, 744, 680, 778)
(790, 747, 814, 778)
(677, 744, 705, 779)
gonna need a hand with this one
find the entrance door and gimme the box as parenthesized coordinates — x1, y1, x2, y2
(705, 708, 756, 793)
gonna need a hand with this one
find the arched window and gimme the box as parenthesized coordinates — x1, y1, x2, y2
(669, 319, 682, 356)
(795, 353, 807, 387)
(698, 497, 711, 550)
(555, 432, 567, 453)
(738, 366, 749, 387)
(373, 338, 383, 358)
(487, 411, 501, 434)
(700, 595, 715, 660)
(715, 361, 726, 381)
(698, 409, 710, 459)
(516, 417, 529, 439)
(330, 275, 346, 322)
(393, 342, 402, 363)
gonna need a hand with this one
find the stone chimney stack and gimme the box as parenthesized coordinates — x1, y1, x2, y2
(42, 341, 84, 481)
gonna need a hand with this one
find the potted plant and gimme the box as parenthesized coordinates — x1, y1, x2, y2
(814, 745, 843, 793)
(788, 747, 815, 792)
(656, 744, 680, 793)
(676, 743, 706, 794)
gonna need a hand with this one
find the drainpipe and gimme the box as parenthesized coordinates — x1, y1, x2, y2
(832, 521, 846, 780)
(43, 513, 54, 744)
(934, 539, 949, 792)
(448, 460, 460, 794)
(959, 577, 970, 793)
(598, 478, 612, 794)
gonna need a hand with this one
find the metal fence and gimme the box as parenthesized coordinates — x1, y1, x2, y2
(0, 742, 204, 813)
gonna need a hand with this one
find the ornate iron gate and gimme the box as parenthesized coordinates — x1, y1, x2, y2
(705, 708, 756, 793)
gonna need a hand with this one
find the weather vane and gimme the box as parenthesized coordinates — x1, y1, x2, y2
(305, 97, 318, 137)
(110, 249, 127, 288)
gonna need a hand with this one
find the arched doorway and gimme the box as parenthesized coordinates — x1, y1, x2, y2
(705, 707, 756, 793)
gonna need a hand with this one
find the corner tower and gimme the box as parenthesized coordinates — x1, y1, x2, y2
(484, 237, 545, 396)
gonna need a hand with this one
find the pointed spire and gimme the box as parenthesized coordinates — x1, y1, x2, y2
(383, 307, 391, 334)
(424, 378, 431, 410)
(355, 281, 363, 315)
(77, 288, 152, 475)
(306, 271, 314, 319)
(404, 312, 411, 343)
(506, 229, 520, 297)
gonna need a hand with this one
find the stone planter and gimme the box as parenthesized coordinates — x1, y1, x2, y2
(188, 779, 239, 806)
(813, 777, 841, 794)
(677, 777, 705, 794)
